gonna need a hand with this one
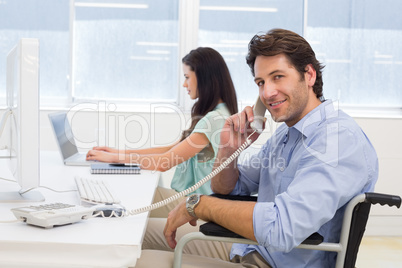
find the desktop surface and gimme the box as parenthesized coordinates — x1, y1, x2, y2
(0, 151, 159, 268)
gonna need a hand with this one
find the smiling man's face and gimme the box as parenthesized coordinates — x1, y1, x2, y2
(253, 54, 320, 127)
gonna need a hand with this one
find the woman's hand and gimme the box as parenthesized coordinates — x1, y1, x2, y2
(90, 146, 120, 154)
(86, 148, 119, 163)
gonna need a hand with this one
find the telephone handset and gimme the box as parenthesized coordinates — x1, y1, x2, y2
(125, 98, 265, 216)
(250, 96, 267, 134)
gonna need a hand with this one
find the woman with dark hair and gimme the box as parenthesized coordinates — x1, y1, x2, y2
(87, 47, 238, 216)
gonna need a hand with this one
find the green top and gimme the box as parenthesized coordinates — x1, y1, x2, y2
(170, 103, 230, 195)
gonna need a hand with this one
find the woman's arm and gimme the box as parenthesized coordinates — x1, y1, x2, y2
(129, 132, 210, 171)
(125, 143, 179, 155)
(91, 142, 178, 155)
(87, 132, 210, 171)
(87, 142, 179, 162)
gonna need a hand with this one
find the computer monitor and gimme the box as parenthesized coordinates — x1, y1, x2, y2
(0, 38, 44, 202)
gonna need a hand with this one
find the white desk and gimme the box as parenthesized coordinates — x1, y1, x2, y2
(0, 151, 159, 268)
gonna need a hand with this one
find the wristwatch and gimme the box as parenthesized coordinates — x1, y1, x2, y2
(186, 194, 202, 217)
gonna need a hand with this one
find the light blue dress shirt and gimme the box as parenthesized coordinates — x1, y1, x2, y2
(229, 100, 378, 268)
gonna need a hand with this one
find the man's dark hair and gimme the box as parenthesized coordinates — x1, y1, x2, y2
(246, 28, 325, 99)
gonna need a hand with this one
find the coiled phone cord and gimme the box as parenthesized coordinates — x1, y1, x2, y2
(125, 130, 257, 216)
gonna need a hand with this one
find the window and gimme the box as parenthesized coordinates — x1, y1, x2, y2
(72, 0, 179, 102)
(0, 0, 179, 106)
(198, 0, 303, 104)
(198, 0, 402, 109)
(1, 0, 402, 112)
(0, 0, 70, 105)
(307, 0, 402, 107)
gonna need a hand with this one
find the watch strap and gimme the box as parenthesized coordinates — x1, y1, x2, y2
(186, 194, 201, 217)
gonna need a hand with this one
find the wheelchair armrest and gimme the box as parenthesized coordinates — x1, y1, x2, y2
(210, 194, 258, 202)
(199, 222, 245, 239)
(302, 232, 324, 245)
(199, 222, 323, 245)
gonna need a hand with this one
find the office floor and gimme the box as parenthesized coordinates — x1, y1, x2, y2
(355, 236, 402, 267)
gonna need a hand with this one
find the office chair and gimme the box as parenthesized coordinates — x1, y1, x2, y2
(173, 192, 401, 268)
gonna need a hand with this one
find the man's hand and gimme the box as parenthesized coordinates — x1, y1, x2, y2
(164, 196, 257, 248)
(211, 106, 262, 194)
(220, 106, 261, 152)
(163, 199, 197, 249)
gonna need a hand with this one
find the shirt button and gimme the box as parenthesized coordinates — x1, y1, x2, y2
(279, 167, 285, 172)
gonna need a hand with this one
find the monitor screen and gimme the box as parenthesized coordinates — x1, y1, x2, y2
(0, 38, 44, 202)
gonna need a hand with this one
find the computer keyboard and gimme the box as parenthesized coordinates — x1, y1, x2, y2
(11, 203, 95, 228)
(74, 176, 121, 205)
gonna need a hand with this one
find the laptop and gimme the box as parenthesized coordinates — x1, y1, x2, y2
(48, 112, 95, 166)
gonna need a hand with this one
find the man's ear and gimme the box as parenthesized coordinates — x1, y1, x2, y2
(305, 64, 316, 88)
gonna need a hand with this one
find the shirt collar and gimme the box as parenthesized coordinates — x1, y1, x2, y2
(214, 102, 226, 110)
(289, 99, 336, 139)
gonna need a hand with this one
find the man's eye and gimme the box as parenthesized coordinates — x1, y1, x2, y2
(257, 81, 264, 87)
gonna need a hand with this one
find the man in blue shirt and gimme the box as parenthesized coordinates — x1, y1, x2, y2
(137, 29, 378, 268)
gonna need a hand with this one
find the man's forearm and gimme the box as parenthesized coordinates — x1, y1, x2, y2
(195, 195, 256, 241)
(211, 148, 240, 194)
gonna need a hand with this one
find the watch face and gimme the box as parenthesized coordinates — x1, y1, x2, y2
(188, 194, 198, 205)
(186, 194, 201, 218)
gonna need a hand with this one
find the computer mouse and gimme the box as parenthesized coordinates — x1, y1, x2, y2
(93, 204, 126, 218)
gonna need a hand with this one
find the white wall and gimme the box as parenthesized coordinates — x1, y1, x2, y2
(1, 108, 401, 235)
(354, 117, 402, 236)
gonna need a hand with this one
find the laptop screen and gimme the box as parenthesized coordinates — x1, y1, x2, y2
(48, 112, 79, 160)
